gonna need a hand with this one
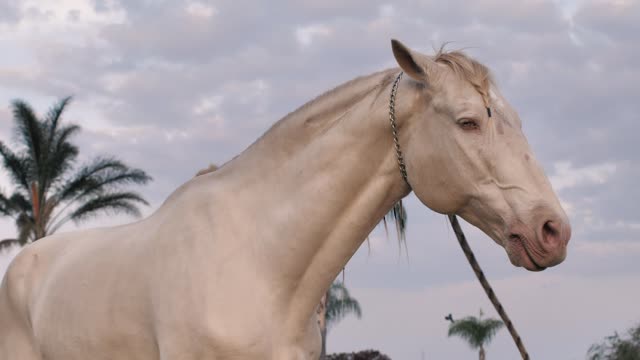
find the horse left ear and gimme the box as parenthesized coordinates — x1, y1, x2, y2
(391, 39, 430, 82)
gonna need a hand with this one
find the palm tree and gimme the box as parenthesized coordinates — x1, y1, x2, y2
(448, 215, 530, 359)
(0, 97, 151, 251)
(448, 309, 504, 360)
(319, 281, 362, 358)
(588, 323, 640, 360)
(326, 282, 363, 330)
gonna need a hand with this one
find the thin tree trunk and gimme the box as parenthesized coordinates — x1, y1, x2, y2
(320, 325, 327, 359)
(31, 182, 43, 239)
(30, 182, 47, 240)
(479, 346, 486, 360)
(448, 215, 530, 360)
(318, 292, 328, 358)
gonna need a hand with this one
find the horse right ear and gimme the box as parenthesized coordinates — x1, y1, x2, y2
(391, 39, 430, 82)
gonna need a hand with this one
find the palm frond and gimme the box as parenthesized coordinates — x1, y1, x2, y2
(11, 100, 44, 172)
(0, 238, 21, 252)
(16, 212, 35, 244)
(104, 169, 150, 191)
(68, 191, 149, 223)
(479, 318, 505, 345)
(448, 317, 484, 349)
(9, 192, 32, 213)
(45, 96, 72, 137)
(48, 159, 150, 234)
(0, 191, 11, 216)
(53, 124, 80, 146)
(40, 196, 58, 230)
(588, 323, 640, 360)
(83, 168, 152, 193)
(326, 282, 362, 329)
(55, 157, 136, 201)
(0, 142, 30, 190)
(1, 190, 32, 218)
(448, 315, 504, 350)
(1, 189, 35, 243)
(45, 124, 80, 189)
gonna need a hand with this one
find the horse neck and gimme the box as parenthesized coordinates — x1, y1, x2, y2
(220, 68, 414, 330)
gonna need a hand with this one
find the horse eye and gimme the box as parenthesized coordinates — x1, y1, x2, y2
(458, 119, 479, 130)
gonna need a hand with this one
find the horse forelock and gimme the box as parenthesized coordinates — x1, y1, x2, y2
(433, 46, 494, 107)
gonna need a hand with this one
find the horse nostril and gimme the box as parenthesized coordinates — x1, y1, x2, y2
(541, 220, 565, 248)
(543, 221, 558, 238)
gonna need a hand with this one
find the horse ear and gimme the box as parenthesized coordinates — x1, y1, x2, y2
(391, 39, 429, 82)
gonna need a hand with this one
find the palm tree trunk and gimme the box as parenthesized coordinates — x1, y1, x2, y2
(448, 215, 530, 360)
(479, 346, 486, 360)
(30, 182, 47, 240)
(320, 325, 327, 359)
(318, 292, 328, 358)
(31, 182, 43, 239)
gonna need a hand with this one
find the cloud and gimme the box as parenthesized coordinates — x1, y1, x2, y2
(295, 24, 333, 47)
(550, 161, 618, 191)
(574, 0, 640, 43)
(0, 0, 20, 23)
(185, 1, 218, 19)
(192, 94, 223, 116)
(550, 160, 640, 242)
(575, 239, 640, 256)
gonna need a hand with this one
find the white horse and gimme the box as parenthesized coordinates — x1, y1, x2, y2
(0, 40, 570, 360)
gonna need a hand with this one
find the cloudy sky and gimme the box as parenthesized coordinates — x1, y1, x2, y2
(1, 0, 639, 358)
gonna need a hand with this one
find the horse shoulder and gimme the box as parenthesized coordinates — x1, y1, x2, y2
(0, 244, 45, 359)
(1, 236, 65, 320)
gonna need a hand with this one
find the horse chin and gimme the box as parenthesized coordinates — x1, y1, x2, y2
(505, 239, 547, 272)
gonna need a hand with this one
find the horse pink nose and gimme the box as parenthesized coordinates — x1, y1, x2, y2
(540, 219, 571, 252)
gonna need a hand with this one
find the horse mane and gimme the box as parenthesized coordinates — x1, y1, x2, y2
(433, 46, 494, 107)
(283, 69, 397, 126)
(195, 164, 218, 177)
(303, 46, 495, 113)
(248, 46, 494, 157)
